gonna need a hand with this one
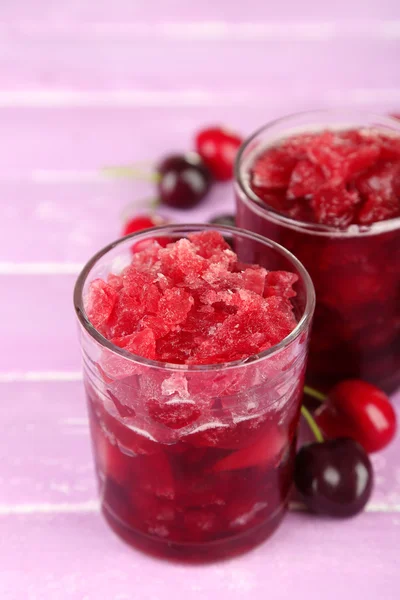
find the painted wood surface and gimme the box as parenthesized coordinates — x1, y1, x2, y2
(0, 1, 399, 598)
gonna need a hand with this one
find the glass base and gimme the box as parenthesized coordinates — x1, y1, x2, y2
(102, 501, 287, 562)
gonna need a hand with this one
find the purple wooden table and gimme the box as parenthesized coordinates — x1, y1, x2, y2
(1, 1, 400, 598)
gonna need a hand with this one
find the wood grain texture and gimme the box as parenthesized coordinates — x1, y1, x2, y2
(0, 0, 400, 597)
(1, 37, 399, 92)
(1, 0, 398, 23)
(1, 512, 400, 600)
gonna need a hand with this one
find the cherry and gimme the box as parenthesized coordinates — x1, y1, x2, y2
(122, 214, 171, 253)
(195, 126, 243, 181)
(122, 214, 165, 237)
(208, 214, 236, 227)
(312, 380, 397, 453)
(157, 154, 212, 208)
(296, 405, 374, 517)
(295, 438, 373, 517)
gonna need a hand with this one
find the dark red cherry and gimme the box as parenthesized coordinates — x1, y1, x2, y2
(294, 438, 373, 517)
(157, 154, 212, 208)
(315, 379, 397, 453)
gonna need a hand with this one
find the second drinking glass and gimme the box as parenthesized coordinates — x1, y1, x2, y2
(235, 111, 400, 393)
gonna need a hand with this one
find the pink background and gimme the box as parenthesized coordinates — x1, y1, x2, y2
(0, 1, 399, 598)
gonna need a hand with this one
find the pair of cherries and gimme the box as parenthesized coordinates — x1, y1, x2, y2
(156, 126, 242, 209)
(295, 380, 397, 517)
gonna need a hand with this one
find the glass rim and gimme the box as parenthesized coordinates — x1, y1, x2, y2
(235, 109, 400, 238)
(73, 223, 315, 372)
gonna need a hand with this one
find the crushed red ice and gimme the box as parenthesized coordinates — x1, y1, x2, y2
(85, 231, 298, 365)
(250, 129, 400, 227)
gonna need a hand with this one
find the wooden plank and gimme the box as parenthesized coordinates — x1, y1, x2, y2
(0, 106, 399, 174)
(0, 37, 399, 92)
(0, 106, 304, 171)
(0, 381, 94, 506)
(0, 178, 233, 262)
(0, 275, 80, 371)
(0, 511, 399, 599)
(1, 0, 398, 23)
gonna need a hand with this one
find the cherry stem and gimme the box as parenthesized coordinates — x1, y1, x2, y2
(303, 385, 326, 403)
(101, 165, 160, 183)
(301, 405, 324, 443)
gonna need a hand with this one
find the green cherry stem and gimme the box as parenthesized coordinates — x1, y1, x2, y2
(101, 164, 160, 182)
(303, 384, 326, 403)
(301, 405, 324, 443)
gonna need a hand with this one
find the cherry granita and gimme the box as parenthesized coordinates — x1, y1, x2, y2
(236, 114, 400, 393)
(250, 129, 400, 227)
(77, 227, 314, 560)
(86, 231, 298, 365)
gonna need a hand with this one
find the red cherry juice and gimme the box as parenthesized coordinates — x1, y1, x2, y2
(76, 227, 314, 560)
(236, 114, 400, 393)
